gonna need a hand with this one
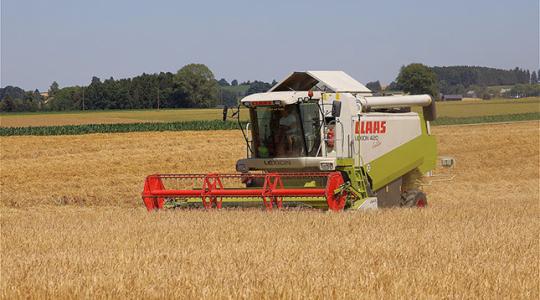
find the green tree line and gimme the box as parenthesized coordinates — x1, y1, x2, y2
(432, 66, 536, 94)
(382, 65, 539, 99)
(0, 86, 43, 112)
(2, 64, 539, 112)
(1, 64, 277, 112)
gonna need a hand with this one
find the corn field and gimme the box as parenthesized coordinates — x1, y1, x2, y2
(0, 120, 242, 136)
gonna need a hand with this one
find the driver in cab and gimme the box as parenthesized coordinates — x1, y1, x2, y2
(276, 108, 302, 156)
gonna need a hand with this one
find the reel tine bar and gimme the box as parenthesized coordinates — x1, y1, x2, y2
(262, 173, 284, 210)
(202, 173, 224, 209)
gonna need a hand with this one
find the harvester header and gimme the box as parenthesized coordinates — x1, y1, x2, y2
(142, 70, 437, 211)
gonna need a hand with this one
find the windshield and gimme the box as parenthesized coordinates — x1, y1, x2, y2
(250, 103, 321, 158)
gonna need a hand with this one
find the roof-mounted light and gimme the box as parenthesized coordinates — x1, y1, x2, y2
(244, 100, 280, 107)
(297, 96, 311, 103)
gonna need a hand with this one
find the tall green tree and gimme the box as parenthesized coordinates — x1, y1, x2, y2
(48, 81, 59, 97)
(397, 63, 439, 97)
(48, 86, 82, 110)
(366, 81, 382, 92)
(0, 95, 15, 112)
(218, 78, 230, 86)
(175, 64, 219, 107)
(246, 80, 272, 95)
(531, 71, 538, 84)
(386, 81, 399, 91)
(85, 76, 105, 109)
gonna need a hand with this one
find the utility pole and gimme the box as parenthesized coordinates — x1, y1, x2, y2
(82, 87, 85, 110)
(157, 85, 160, 110)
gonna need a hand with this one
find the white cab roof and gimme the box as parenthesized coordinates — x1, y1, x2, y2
(269, 71, 371, 93)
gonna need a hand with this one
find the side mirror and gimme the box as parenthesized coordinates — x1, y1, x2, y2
(222, 106, 228, 121)
(332, 101, 342, 118)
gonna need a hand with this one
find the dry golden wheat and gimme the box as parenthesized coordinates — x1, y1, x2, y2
(1, 122, 539, 299)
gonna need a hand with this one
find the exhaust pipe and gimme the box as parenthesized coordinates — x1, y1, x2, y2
(361, 95, 432, 108)
(360, 94, 436, 121)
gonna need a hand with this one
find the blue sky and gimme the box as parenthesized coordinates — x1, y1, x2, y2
(1, 0, 539, 91)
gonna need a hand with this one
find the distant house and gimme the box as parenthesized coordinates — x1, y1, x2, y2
(465, 90, 477, 98)
(40, 92, 49, 99)
(441, 94, 463, 101)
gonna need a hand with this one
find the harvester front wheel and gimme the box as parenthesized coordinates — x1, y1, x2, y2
(400, 189, 427, 208)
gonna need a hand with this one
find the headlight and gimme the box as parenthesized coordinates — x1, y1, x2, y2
(319, 162, 335, 171)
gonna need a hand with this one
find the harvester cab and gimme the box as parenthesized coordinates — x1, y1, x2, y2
(142, 71, 437, 211)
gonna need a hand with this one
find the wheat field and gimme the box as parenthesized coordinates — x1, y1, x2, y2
(0, 108, 247, 127)
(1, 122, 539, 298)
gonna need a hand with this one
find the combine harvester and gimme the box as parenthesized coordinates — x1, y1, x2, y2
(142, 71, 437, 211)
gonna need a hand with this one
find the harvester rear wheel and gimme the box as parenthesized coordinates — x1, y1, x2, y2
(400, 189, 427, 208)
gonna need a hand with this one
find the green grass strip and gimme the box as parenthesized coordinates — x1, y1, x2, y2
(431, 112, 540, 126)
(0, 120, 244, 136)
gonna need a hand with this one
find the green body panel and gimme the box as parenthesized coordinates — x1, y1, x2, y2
(333, 114, 437, 205)
(336, 160, 370, 196)
(365, 133, 437, 191)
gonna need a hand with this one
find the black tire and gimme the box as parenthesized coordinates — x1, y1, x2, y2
(400, 189, 428, 208)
